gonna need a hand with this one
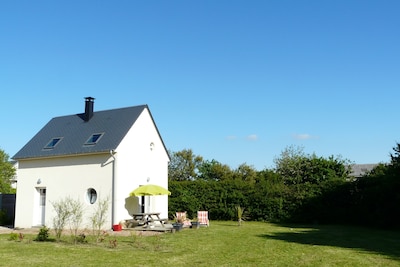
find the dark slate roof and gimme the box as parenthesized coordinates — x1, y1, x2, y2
(13, 105, 149, 159)
(349, 164, 378, 177)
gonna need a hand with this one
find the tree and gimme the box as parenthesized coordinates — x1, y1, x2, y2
(233, 163, 258, 184)
(0, 149, 16, 194)
(274, 145, 351, 185)
(390, 142, 400, 169)
(273, 145, 307, 185)
(197, 159, 233, 181)
(168, 149, 203, 181)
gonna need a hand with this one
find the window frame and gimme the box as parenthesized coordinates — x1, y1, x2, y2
(43, 137, 63, 149)
(87, 188, 97, 204)
(84, 133, 104, 145)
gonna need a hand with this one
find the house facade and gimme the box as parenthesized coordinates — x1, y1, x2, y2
(13, 97, 170, 229)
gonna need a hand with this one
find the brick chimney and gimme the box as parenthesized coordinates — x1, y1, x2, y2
(84, 97, 95, 122)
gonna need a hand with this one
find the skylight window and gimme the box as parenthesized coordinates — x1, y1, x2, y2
(44, 137, 62, 149)
(84, 133, 104, 145)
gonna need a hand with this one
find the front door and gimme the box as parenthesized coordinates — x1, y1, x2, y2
(140, 196, 145, 213)
(37, 188, 46, 226)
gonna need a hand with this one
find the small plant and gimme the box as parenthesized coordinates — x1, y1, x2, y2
(236, 205, 246, 226)
(73, 233, 87, 244)
(89, 197, 110, 242)
(173, 213, 186, 224)
(35, 226, 50, 241)
(96, 230, 109, 243)
(109, 238, 117, 249)
(51, 197, 84, 242)
(51, 197, 72, 241)
(68, 198, 84, 244)
(152, 234, 162, 251)
(131, 231, 144, 248)
(19, 233, 24, 241)
(8, 232, 18, 241)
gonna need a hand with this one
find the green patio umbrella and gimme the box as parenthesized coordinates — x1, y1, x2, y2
(129, 184, 171, 196)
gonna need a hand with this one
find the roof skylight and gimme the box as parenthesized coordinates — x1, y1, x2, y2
(84, 133, 104, 145)
(44, 137, 62, 149)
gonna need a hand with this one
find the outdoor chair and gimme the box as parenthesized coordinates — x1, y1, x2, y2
(175, 211, 192, 227)
(197, 210, 209, 226)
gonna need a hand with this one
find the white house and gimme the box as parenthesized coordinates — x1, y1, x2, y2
(12, 97, 170, 229)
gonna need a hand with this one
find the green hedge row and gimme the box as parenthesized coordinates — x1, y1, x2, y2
(168, 174, 400, 229)
(168, 179, 306, 222)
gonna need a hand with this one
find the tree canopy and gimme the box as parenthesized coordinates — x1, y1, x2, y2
(168, 149, 203, 181)
(390, 142, 400, 169)
(274, 145, 352, 185)
(0, 149, 16, 194)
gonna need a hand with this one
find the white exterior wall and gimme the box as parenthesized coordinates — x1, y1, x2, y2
(14, 107, 170, 229)
(14, 154, 113, 229)
(114, 108, 170, 222)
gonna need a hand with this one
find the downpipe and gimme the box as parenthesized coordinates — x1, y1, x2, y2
(110, 150, 116, 226)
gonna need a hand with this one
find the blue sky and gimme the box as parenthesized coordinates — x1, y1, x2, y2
(1, 1, 399, 170)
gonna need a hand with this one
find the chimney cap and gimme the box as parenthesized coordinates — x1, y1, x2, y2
(85, 96, 95, 101)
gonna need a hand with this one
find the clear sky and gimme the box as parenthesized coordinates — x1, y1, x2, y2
(1, 1, 399, 170)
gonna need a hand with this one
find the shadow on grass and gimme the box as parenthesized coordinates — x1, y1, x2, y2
(259, 224, 400, 261)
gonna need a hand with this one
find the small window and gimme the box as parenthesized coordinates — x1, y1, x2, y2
(87, 188, 97, 204)
(84, 133, 104, 145)
(44, 137, 62, 149)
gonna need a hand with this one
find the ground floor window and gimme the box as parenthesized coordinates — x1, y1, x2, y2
(87, 188, 97, 204)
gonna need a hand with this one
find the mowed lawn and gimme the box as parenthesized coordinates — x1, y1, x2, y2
(1, 221, 399, 267)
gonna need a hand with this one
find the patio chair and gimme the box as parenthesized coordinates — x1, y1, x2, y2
(197, 211, 209, 227)
(175, 211, 192, 227)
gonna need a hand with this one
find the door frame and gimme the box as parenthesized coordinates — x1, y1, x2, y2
(35, 187, 46, 226)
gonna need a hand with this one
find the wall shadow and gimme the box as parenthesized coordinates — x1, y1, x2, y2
(259, 224, 400, 261)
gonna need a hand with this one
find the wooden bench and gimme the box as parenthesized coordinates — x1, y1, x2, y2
(148, 218, 168, 227)
(150, 218, 168, 222)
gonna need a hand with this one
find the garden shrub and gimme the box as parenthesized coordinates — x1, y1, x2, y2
(8, 232, 18, 241)
(35, 226, 50, 241)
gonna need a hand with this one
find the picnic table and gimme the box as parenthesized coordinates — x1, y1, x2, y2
(130, 212, 168, 228)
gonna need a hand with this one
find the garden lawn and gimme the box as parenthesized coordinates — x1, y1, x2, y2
(1, 221, 399, 267)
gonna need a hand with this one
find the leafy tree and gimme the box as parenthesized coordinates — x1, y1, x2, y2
(168, 149, 203, 181)
(274, 145, 351, 185)
(390, 142, 400, 169)
(233, 163, 258, 183)
(273, 145, 307, 185)
(197, 159, 233, 181)
(0, 149, 16, 194)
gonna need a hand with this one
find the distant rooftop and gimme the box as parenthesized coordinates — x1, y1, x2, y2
(349, 164, 379, 177)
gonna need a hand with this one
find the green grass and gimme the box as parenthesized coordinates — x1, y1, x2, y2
(1, 222, 400, 266)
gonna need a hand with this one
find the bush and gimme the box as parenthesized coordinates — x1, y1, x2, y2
(51, 197, 84, 242)
(89, 197, 110, 242)
(8, 232, 18, 241)
(35, 226, 50, 241)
